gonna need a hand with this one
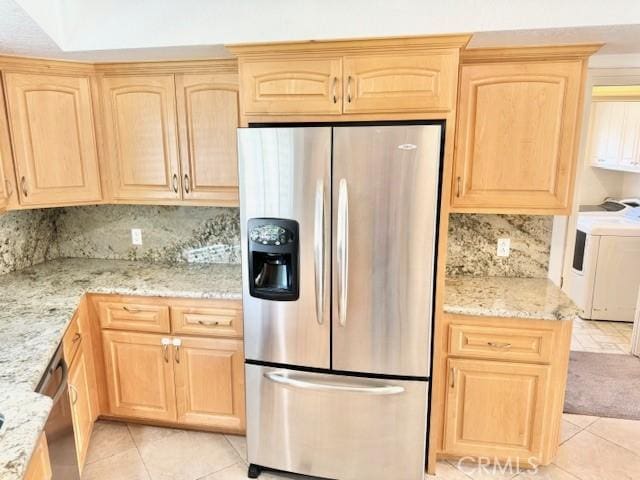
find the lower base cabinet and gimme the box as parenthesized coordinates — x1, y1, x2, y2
(69, 348, 95, 473)
(444, 358, 550, 462)
(439, 314, 572, 467)
(101, 328, 245, 433)
(175, 336, 245, 432)
(24, 432, 52, 480)
(102, 330, 178, 422)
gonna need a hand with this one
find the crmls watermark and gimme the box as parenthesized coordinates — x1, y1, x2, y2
(456, 456, 540, 476)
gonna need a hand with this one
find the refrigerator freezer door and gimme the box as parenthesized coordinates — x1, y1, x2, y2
(238, 127, 331, 369)
(332, 125, 442, 377)
(246, 364, 429, 480)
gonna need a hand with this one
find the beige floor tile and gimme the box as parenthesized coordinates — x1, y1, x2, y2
(128, 423, 181, 450)
(224, 435, 247, 463)
(514, 464, 579, 480)
(560, 420, 582, 444)
(85, 420, 136, 465)
(562, 413, 599, 429)
(81, 447, 150, 480)
(554, 430, 640, 480)
(201, 462, 320, 479)
(425, 460, 472, 479)
(139, 429, 241, 480)
(447, 459, 518, 479)
(588, 417, 640, 456)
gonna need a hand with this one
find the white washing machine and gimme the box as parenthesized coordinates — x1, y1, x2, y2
(568, 208, 640, 322)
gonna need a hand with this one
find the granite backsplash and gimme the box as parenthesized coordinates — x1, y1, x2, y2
(0, 209, 58, 275)
(446, 214, 552, 278)
(52, 205, 241, 264)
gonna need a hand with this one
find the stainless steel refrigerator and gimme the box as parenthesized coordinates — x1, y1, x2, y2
(238, 124, 442, 480)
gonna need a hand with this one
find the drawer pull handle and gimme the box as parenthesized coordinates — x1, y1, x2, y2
(72, 332, 82, 344)
(123, 306, 142, 314)
(197, 319, 232, 327)
(487, 341, 512, 349)
(20, 176, 28, 197)
(332, 77, 338, 104)
(450, 367, 456, 388)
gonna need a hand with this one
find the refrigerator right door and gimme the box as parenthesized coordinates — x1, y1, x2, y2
(332, 125, 442, 377)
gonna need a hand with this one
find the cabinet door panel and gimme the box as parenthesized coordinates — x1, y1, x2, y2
(240, 58, 342, 115)
(3, 72, 102, 206)
(69, 348, 94, 473)
(343, 52, 457, 113)
(452, 61, 583, 213)
(102, 75, 181, 201)
(176, 73, 239, 204)
(444, 358, 550, 460)
(24, 433, 52, 480)
(621, 102, 640, 169)
(175, 337, 245, 433)
(102, 330, 177, 422)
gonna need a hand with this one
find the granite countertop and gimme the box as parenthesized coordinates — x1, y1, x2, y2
(0, 258, 241, 480)
(444, 276, 579, 321)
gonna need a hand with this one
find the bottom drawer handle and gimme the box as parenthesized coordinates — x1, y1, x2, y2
(197, 319, 232, 327)
(487, 341, 512, 349)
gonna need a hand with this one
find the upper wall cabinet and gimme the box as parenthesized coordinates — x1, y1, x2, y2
(98, 61, 240, 206)
(175, 73, 240, 204)
(239, 58, 343, 115)
(3, 72, 102, 207)
(450, 46, 599, 215)
(101, 74, 182, 202)
(0, 80, 16, 212)
(588, 100, 640, 173)
(228, 35, 470, 120)
(342, 53, 456, 114)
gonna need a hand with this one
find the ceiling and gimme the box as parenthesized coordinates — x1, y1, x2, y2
(1, 0, 640, 63)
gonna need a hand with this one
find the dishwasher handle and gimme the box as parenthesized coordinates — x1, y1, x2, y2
(37, 344, 69, 404)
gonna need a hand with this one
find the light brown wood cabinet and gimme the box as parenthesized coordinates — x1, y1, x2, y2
(239, 58, 343, 115)
(451, 46, 598, 214)
(2, 72, 102, 207)
(0, 80, 16, 212)
(101, 74, 182, 202)
(438, 314, 572, 467)
(97, 296, 245, 433)
(102, 329, 178, 422)
(444, 358, 550, 461)
(24, 432, 52, 480)
(230, 36, 469, 119)
(69, 348, 95, 473)
(176, 73, 239, 204)
(342, 52, 457, 114)
(174, 336, 245, 431)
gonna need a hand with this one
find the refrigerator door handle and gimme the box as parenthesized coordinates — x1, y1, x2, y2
(264, 371, 405, 395)
(314, 179, 325, 325)
(337, 178, 349, 326)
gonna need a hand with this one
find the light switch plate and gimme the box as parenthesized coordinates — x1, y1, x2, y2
(131, 228, 143, 246)
(497, 238, 511, 257)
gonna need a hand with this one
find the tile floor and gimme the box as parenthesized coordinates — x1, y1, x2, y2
(570, 317, 633, 354)
(80, 414, 640, 480)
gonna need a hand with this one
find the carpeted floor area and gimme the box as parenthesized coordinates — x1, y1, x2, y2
(565, 351, 640, 420)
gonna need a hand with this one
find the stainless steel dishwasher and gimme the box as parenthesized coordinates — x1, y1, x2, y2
(36, 343, 81, 480)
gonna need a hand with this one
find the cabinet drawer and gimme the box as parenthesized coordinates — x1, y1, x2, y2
(449, 324, 553, 363)
(63, 312, 83, 365)
(97, 300, 170, 333)
(171, 301, 243, 338)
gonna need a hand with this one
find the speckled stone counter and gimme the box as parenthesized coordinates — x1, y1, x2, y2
(444, 276, 579, 321)
(0, 258, 242, 480)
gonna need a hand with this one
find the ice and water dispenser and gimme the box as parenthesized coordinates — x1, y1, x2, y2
(247, 218, 299, 301)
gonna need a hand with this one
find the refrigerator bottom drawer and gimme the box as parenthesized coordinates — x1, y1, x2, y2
(245, 364, 429, 480)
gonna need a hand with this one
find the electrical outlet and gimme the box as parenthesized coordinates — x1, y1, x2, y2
(131, 228, 143, 246)
(497, 238, 511, 257)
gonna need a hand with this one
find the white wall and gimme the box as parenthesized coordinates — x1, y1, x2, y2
(14, 0, 640, 52)
(622, 172, 640, 197)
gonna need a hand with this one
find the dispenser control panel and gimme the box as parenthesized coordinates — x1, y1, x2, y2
(249, 224, 295, 246)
